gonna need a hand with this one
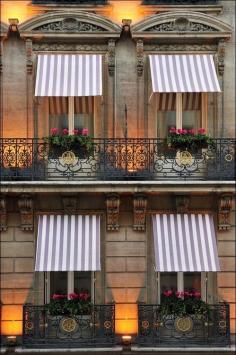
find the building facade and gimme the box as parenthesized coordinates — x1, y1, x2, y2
(0, 0, 235, 352)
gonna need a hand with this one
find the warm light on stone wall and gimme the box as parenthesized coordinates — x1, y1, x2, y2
(0, 1, 36, 24)
(109, 1, 143, 25)
(1, 305, 23, 335)
(115, 303, 138, 335)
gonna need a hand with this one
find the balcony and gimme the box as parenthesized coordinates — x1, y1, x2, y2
(137, 303, 230, 347)
(142, 0, 218, 4)
(32, 0, 107, 4)
(0, 138, 235, 181)
(23, 304, 115, 348)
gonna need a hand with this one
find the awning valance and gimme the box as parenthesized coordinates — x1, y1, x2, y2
(152, 214, 220, 272)
(35, 54, 102, 97)
(35, 215, 101, 271)
(149, 55, 221, 93)
(49, 97, 94, 115)
(157, 93, 201, 111)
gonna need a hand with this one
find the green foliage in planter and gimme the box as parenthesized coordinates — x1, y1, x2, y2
(160, 290, 210, 317)
(167, 127, 214, 151)
(45, 292, 92, 316)
(43, 128, 93, 158)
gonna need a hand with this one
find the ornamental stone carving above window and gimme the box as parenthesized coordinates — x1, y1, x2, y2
(33, 18, 106, 32)
(146, 18, 218, 32)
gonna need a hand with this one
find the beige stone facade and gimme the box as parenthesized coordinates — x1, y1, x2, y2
(0, 0, 235, 348)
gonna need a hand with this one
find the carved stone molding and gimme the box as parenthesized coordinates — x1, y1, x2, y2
(62, 196, 78, 214)
(18, 194, 34, 231)
(106, 193, 120, 231)
(136, 39, 144, 77)
(218, 194, 233, 231)
(107, 39, 115, 76)
(217, 39, 226, 76)
(175, 195, 190, 213)
(145, 44, 218, 52)
(33, 43, 108, 52)
(25, 39, 33, 74)
(133, 194, 147, 231)
(0, 196, 7, 232)
(146, 19, 217, 32)
(33, 18, 106, 32)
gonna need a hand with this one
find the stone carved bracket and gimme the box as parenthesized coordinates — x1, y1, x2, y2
(136, 39, 144, 77)
(106, 193, 120, 231)
(62, 196, 78, 214)
(18, 194, 34, 231)
(175, 195, 190, 213)
(133, 194, 147, 231)
(217, 39, 226, 76)
(25, 38, 33, 74)
(218, 194, 233, 231)
(107, 39, 115, 77)
(0, 196, 7, 232)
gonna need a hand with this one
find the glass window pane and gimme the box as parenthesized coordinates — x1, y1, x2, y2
(160, 272, 177, 293)
(184, 272, 201, 292)
(74, 114, 94, 136)
(50, 272, 67, 297)
(49, 115, 68, 132)
(183, 111, 200, 131)
(74, 272, 91, 294)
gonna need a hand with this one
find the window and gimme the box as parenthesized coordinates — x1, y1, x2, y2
(158, 272, 210, 303)
(156, 93, 201, 138)
(45, 271, 93, 302)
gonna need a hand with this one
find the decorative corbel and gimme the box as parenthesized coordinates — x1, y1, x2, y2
(0, 196, 7, 231)
(106, 193, 120, 231)
(136, 39, 144, 77)
(62, 196, 78, 214)
(175, 195, 190, 213)
(107, 39, 115, 77)
(218, 194, 233, 230)
(217, 39, 226, 76)
(25, 38, 33, 75)
(133, 194, 147, 231)
(18, 194, 34, 231)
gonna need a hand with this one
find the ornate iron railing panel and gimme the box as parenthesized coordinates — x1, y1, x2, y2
(23, 304, 115, 348)
(32, 1, 107, 4)
(137, 303, 230, 347)
(0, 138, 235, 181)
(142, 0, 218, 4)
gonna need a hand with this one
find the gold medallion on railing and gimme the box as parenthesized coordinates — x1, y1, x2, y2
(224, 153, 233, 162)
(60, 317, 77, 333)
(174, 316, 193, 333)
(104, 320, 112, 329)
(218, 320, 226, 329)
(142, 320, 150, 329)
(176, 150, 193, 166)
(59, 151, 78, 165)
(25, 320, 33, 330)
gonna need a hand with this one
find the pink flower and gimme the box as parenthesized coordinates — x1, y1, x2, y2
(169, 127, 176, 134)
(50, 128, 58, 136)
(52, 294, 66, 300)
(198, 128, 206, 135)
(69, 292, 79, 300)
(182, 129, 188, 134)
(62, 128, 69, 135)
(73, 129, 79, 135)
(194, 291, 201, 298)
(188, 129, 195, 135)
(81, 128, 88, 136)
(79, 292, 90, 301)
(163, 290, 173, 297)
(177, 129, 183, 134)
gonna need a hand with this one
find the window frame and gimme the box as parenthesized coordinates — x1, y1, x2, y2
(45, 271, 95, 303)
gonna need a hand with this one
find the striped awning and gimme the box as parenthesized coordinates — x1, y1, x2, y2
(49, 97, 94, 115)
(157, 93, 201, 111)
(35, 215, 101, 271)
(149, 55, 221, 93)
(152, 214, 220, 272)
(35, 54, 102, 97)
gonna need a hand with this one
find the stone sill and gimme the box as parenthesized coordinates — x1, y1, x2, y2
(142, 5, 223, 15)
(132, 346, 236, 352)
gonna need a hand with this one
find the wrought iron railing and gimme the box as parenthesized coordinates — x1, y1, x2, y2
(137, 303, 230, 347)
(32, 0, 107, 4)
(142, 0, 218, 4)
(23, 304, 115, 348)
(0, 138, 235, 181)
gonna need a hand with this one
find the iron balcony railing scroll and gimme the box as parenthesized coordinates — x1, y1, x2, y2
(137, 303, 230, 347)
(32, 0, 107, 4)
(142, 0, 218, 5)
(23, 304, 115, 348)
(0, 138, 235, 181)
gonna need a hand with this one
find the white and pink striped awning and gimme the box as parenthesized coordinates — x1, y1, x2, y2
(152, 214, 220, 272)
(35, 215, 101, 271)
(49, 97, 94, 115)
(149, 55, 221, 93)
(35, 54, 102, 97)
(156, 93, 201, 111)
